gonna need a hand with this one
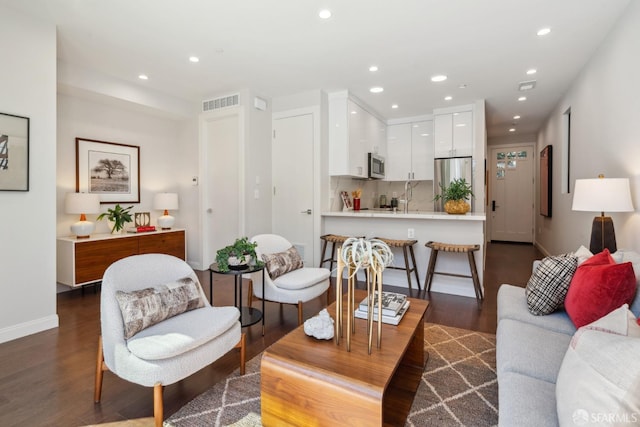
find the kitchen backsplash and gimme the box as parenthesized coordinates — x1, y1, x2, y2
(329, 177, 435, 212)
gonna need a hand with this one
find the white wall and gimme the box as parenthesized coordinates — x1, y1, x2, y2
(56, 93, 199, 278)
(0, 7, 58, 343)
(535, 1, 640, 255)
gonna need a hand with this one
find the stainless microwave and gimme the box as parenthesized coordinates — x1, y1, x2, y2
(368, 153, 385, 179)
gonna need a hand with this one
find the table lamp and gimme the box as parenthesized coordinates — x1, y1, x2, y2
(154, 192, 179, 230)
(571, 175, 634, 253)
(65, 192, 101, 238)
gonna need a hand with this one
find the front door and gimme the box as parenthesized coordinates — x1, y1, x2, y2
(272, 113, 314, 265)
(490, 144, 535, 242)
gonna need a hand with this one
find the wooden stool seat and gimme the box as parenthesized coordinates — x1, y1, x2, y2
(319, 234, 351, 273)
(424, 241, 483, 301)
(374, 237, 421, 291)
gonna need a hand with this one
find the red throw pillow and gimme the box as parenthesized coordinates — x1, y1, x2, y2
(565, 249, 637, 328)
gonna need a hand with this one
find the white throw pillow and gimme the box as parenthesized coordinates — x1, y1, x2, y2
(573, 245, 593, 265)
(556, 305, 640, 426)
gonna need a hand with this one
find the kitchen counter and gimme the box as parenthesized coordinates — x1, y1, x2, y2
(321, 211, 486, 298)
(322, 210, 486, 221)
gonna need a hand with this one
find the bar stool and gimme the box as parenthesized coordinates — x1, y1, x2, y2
(319, 234, 351, 272)
(374, 237, 421, 291)
(424, 241, 483, 301)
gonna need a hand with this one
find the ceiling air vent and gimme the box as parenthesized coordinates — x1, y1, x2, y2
(518, 80, 537, 91)
(202, 93, 240, 112)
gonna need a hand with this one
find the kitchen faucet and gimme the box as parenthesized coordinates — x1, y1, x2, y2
(403, 179, 413, 213)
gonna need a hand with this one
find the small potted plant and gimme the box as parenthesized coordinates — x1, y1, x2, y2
(215, 237, 261, 272)
(97, 204, 134, 233)
(433, 178, 474, 214)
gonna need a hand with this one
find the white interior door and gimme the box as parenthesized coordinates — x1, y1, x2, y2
(490, 144, 535, 242)
(272, 114, 314, 265)
(205, 114, 241, 265)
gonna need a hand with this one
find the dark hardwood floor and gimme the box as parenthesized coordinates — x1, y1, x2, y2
(0, 242, 542, 426)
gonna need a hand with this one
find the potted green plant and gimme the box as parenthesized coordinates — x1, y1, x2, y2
(215, 237, 261, 272)
(97, 204, 134, 233)
(433, 178, 474, 214)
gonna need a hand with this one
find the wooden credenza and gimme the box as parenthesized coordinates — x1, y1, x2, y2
(57, 229, 186, 287)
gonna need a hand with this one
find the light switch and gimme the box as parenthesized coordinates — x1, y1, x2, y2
(254, 189, 260, 199)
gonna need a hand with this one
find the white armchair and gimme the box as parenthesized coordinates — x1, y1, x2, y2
(248, 234, 330, 325)
(94, 254, 245, 427)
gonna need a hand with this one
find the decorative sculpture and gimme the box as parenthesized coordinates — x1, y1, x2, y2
(303, 309, 335, 340)
(335, 237, 393, 353)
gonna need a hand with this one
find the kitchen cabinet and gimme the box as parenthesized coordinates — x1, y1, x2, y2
(329, 91, 386, 178)
(386, 120, 433, 181)
(57, 229, 186, 287)
(434, 110, 473, 158)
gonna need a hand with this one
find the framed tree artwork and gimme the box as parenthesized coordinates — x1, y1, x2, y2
(540, 145, 552, 217)
(0, 112, 29, 191)
(76, 138, 140, 204)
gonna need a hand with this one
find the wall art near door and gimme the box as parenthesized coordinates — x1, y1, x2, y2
(0, 112, 29, 191)
(540, 145, 552, 217)
(76, 138, 140, 204)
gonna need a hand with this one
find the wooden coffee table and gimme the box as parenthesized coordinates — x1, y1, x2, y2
(261, 289, 429, 426)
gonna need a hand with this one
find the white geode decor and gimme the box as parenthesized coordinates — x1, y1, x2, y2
(304, 309, 335, 340)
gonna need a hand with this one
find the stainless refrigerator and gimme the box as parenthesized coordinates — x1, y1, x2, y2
(434, 156, 473, 212)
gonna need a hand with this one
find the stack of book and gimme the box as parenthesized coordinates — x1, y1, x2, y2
(126, 225, 157, 233)
(354, 291, 410, 326)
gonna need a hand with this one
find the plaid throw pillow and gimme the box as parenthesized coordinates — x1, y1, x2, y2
(525, 254, 578, 315)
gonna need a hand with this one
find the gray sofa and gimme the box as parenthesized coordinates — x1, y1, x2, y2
(496, 279, 640, 426)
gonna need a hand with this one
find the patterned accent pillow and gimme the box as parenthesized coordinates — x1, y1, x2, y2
(262, 246, 303, 280)
(525, 254, 578, 315)
(116, 277, 205, 339)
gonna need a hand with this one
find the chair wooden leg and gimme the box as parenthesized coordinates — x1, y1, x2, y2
(94, 336, 105, 403)
(247, 279, 253, 307)
(468, 251, 483, 301)
(235, 332, 246, 375)
(297, 301, 303, 325)
(153, 383, 163, 427)
(402, 246, 413, 290)
(425, 249, 439, 292)
(409, 245, 421, 290)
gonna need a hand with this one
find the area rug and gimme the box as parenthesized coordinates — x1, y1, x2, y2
(164, 324, 497, 427)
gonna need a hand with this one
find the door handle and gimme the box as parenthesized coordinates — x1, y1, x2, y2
(301, 209, 312, 215)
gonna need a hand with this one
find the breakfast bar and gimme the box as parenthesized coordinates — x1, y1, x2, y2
(321, 211, 486, 298)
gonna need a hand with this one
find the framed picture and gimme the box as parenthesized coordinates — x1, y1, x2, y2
(540, 145, 552, 217)
(76, 138, 140, 204)
(0, 112, 29, 191)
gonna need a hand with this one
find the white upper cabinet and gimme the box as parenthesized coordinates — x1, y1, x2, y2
(386, 120, 433, 181)
(329, 91, 386, 178)
(434, 110, 473, 158)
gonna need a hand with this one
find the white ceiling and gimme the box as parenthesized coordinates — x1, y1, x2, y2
(2, 0, 631, 138)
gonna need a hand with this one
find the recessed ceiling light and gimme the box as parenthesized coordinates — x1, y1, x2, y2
(369, 65, 378, 72)
(431, 75, 447, 82)
(513, 115, 521, 120)
(319, 9, 332, 19)
(537, 27, 551, 36)
(518, 96, 527, 101)
(370, 87, 384, 93)
(420, 133, 430, 137)
(391, 104, 398, 109)
(509, 128, 516, 132)
(444, 96, 452, 101)
(138, 74, 148, 80)
(526, 68, 537, 75)
(455, 123, 466, 127)
(350, 110, 357, 114)
(189, 56, 199, 63)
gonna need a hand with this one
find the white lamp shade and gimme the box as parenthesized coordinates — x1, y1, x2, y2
(572, 178, 634, 213)
(153, 193, 179, 211)
(65, 192, 101, 214)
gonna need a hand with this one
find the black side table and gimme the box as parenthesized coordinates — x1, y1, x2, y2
(209, 263, 265, 334)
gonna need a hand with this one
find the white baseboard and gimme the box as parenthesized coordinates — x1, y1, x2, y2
(0, 314, 59, 344)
